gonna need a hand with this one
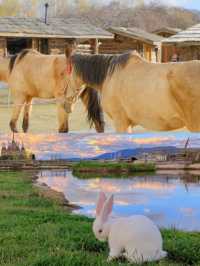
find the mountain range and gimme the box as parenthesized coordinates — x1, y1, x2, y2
(91, 146, 179, 160)
(63, 146, 180, 161)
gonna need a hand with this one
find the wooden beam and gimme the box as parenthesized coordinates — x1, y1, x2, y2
(92, 38, 99, 54)
(32, 38, 38, 50)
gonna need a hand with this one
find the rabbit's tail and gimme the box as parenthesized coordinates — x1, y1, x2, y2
(156, 250, 167, 260)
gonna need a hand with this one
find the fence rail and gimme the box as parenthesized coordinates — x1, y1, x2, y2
(0, 159, 74, 169)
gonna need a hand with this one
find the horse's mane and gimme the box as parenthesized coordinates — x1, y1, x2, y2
(9, 49, 39, 73)
(71, 52, 132, 86)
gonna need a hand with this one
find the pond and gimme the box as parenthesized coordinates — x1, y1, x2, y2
(37, 170, 200, 232)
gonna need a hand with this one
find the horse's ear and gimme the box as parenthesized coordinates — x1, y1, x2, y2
(65, 41, 76, 59)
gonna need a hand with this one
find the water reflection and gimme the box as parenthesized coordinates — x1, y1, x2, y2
(37, 170, 200, 231)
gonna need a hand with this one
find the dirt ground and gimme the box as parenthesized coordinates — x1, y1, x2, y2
(0, 88, 115, 133)
(0, 88, 184, 134)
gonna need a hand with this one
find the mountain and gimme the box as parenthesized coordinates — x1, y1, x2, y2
(92, 146, 179, 160)
(60, 3, 200, 32)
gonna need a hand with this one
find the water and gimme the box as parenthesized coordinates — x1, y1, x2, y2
(37, 170, 200, 231)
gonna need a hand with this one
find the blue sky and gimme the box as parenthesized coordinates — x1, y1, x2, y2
(97, 0, 200, 10)
(176, 0, 200, 10)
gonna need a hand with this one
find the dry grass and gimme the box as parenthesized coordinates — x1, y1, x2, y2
(0, 88, 147, 134)
(0, 88, 115, 133)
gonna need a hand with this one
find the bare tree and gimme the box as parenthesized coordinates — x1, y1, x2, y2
(0, 0, 20, 16)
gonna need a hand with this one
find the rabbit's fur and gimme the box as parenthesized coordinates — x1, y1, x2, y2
(93, 192, 167, 263)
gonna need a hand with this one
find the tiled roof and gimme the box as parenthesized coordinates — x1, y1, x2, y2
(163, 23, 200, 43)
(0, 17, 113, 39)
(108, 27, 164, 44)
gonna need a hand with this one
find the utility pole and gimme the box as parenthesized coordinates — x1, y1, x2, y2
(184, 137, 190, 158)
(12, 132, 15, 143)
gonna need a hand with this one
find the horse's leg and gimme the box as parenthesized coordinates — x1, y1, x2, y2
(22, 96, 32, 133)
(10, 96, 26, 133)
(57, 103, 69, 133)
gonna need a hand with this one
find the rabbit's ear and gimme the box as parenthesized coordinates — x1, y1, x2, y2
(96, 191, 107, 216)
(101, 194, 114, 223)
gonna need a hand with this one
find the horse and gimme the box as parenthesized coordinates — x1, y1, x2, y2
(0, 49, 104, 133)
(64, 47, 200, 133)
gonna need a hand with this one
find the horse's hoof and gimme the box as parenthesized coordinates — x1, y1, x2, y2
(12, 129, 18, 133)
(58, 129, 69, 133)
(22, 126, 28, 133)
(22, 120, 29, 133)
(9, 121, 18, 133)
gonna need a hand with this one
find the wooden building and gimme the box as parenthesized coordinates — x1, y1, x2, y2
(0, 17, 113, 56)
(152, 27, 181, 38)
(162, 23, 200, 62)
(100, 27, 164, 62)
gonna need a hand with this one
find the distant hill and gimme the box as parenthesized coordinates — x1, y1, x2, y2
(91, 146, 179, 160)
(47, 146, 179, 161)
(61, 3, 200, 32)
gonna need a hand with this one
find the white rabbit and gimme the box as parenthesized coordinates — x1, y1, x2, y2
(93, 191, 167, 263)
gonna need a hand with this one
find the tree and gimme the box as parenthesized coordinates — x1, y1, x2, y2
(75, 0, 91, 12)
(55, 0, 72, 16)
(20, 0, 40, 17)
(0, 0, 20, 16)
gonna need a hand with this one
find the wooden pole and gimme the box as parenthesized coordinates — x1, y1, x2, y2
(93, 38, 99, 54)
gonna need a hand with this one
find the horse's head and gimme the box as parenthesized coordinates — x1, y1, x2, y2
(64, 44, 85, 108)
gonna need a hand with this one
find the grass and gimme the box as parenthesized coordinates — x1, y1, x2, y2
(0, 88, 115, 134)
(0, 171, 200, 265)
(0, 88, 150, 133)
(72, 161, 156, 177)
(72, 171, 155, 179)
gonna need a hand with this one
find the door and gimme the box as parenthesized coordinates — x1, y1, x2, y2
(40, 39, 49, 54)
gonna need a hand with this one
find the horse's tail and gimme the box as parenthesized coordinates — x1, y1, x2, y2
(0, 49, 32, 82)
(0, 56, 12, 82)
(9, 50, 31, 74)
(80, 87, 105, 133)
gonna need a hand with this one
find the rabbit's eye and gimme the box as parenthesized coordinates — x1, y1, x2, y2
(99, 229, 102, 233)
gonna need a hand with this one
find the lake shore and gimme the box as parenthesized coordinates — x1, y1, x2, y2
(2, 159, 200, 174)
(72, 161, 200, 177)
(0, 170, 200, 265)
(72, 161, 156, 177)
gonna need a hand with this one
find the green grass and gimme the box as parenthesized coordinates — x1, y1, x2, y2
(0, 171, 200, 266)
(72, 171, 155, 179)
(72, 161, 156, 177)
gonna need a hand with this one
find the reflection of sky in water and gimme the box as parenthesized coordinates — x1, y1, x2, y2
(1, 132, 200, 159)
(37, 170, 200, 231)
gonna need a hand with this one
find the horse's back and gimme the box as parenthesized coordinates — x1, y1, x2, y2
(103, 58, 186, 131)
(10, 52, 66, 99)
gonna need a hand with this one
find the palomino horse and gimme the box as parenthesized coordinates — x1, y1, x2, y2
(64, 47, 200, 133)
(0, 49, 104, 133)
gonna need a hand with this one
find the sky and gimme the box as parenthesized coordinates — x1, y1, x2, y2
(96, 0, 200, 10)
(1, 132, 200, 160)
(163, 0, 200, 9)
